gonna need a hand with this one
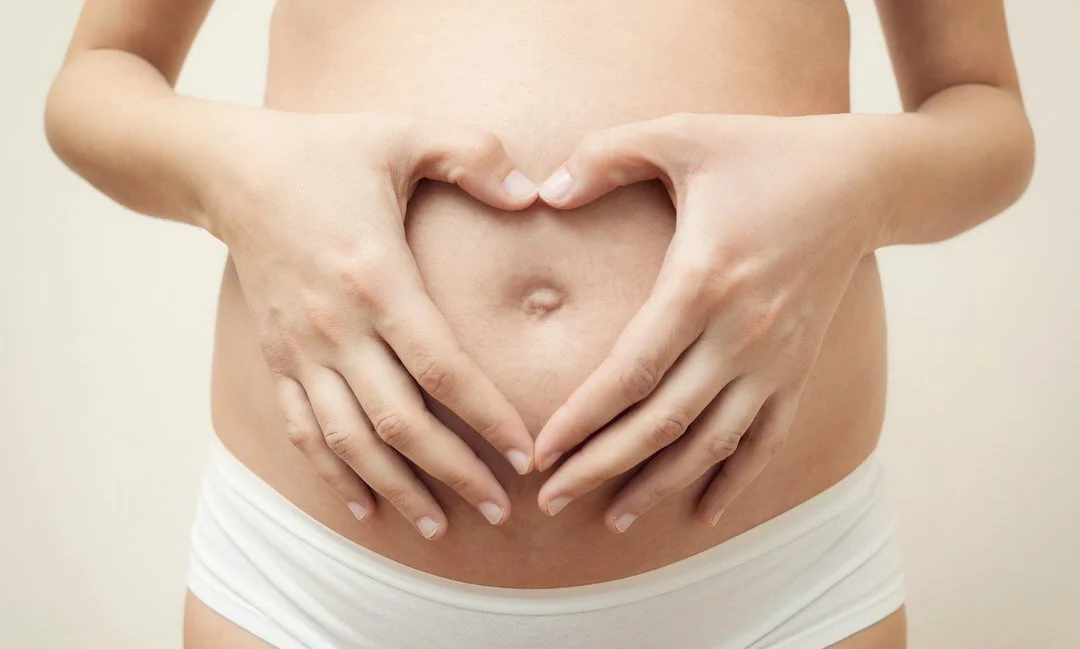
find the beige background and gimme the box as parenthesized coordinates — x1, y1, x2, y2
(2, 2, 1077, 647)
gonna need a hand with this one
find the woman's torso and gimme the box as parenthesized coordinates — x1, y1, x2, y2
(210, 0, 888, 587)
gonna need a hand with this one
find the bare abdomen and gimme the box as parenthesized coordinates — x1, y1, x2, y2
(209, 0, 888, 587)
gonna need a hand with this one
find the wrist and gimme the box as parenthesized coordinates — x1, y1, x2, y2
(824, 113, 927, 255)
(148, 96, 284, 241)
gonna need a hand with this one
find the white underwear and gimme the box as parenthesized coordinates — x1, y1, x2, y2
(187, 437, 905, 649)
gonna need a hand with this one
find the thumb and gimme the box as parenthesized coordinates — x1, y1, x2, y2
(538, 113, 698, 209)
(405, 121, 538, 210)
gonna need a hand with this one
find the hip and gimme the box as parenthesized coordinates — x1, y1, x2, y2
(185, 432, 904, 649)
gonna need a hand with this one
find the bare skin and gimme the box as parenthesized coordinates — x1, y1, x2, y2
(45, 1, 1032, 648)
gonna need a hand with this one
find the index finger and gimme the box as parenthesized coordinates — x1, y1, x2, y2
(375, 273, 535, 475)
(533, 279, 705, 472)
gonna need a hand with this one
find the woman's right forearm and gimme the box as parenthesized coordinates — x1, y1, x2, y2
(44, 47, 263, 238)
(46, 1, 548, 538)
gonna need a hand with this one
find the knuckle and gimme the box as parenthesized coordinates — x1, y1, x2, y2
(576, 130, 612, 166)
(338, 256, 389, 309)
(415, 357, 455, 399)
(438, 469, 474, 494)
(257, 322, 303, 376)
(732, 299, 784, 352)
(295, 286, 349, 341)
(452, 131, 504, 179)
(667, 255, 723, 313)
(263, 344, 298, 376)
(469, 131, 505, 160)
(357, 244, 399, 276)
(320, 469, 357, 496)
(765, 433, 788, 455)
(646, 412, 690, 450)
(372, 411, 413, 451)
(379, 484, 414, 512)
(313, 250, 394, 311)
(703, 430, 742, 463)
(619, 356, 661, 403)
(577, 471, 606, 492)
(305, 303, 346, 343)
(760, 295, 787, 333)
(323, 425, 363, 462)
(686, 254, 722, 288)
(643, 483, 674, 507)
(475, 418, 506, 443)
(703, 257, 754, 310)
(339, 270, 380, 308)
(672, 254, 713, 289)
(283, 421, 313, 449)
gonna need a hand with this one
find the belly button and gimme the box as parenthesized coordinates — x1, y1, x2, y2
(521, 287, 567, 317)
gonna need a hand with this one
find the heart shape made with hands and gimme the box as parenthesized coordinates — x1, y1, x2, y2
(511, 113, 869, 535)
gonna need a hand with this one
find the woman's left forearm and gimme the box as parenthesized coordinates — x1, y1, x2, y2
(852, 82, 1035, 253)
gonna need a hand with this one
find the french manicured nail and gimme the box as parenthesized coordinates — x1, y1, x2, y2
(710, 509, 725, 526)
(478, 501, 505, 525)
(347, 501, 369, 521)
(546, 495, 572, 516)
(416, 517, 440, 539)
(538, 451, 564, 473)
(507, 449, 532, 475)
(503, 170, 538, 201)
(539, 167, 574, 203)
(613, 513, 637, 533)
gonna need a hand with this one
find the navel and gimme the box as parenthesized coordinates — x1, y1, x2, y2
(521, 286, 567, 317)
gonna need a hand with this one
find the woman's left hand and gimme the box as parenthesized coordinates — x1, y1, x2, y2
(532, 112, 885, 532)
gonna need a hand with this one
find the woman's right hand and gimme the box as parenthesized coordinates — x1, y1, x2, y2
(208, 111, 539, 540)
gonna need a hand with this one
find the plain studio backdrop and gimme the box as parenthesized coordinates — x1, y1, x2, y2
(2, 2, 1077, 647)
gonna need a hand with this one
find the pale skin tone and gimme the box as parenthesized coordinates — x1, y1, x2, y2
(534, 100, 1036, 529)
(48, 4, 543, 539)
(47, 0, 1032, 647)
(533, 2, 1034, 530)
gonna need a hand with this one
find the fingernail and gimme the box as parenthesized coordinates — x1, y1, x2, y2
(507, 449, 532, 475)
(416, 517, 440, 539)
(539, 167, 574, 204)
(478, 501, 505, 525)
(347, 501, 369, 521)
(503, 170, 538, 201)
(538, 451, 564, 473)
(613, 513, 637, 533)
(710, 509, 725, 527)
(546, 495, 572, 516)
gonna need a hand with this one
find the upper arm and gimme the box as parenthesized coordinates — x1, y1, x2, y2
(875, 0, 1023, 110)
(64, 0, 215, 85)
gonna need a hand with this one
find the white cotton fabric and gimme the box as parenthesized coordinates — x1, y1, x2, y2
(187, 437, 905, 649)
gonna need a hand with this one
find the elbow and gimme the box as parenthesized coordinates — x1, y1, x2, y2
(43, 53, 101, 171)
(43, 70, 76, 169)
(996, 98, 1037, 212)
(1008, 113, 1036, 207)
